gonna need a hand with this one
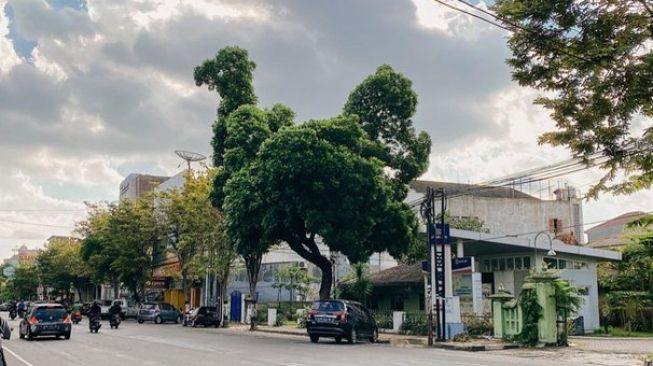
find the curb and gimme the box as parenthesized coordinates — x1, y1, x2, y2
(570, 336, 653, 341)
(252, 328, 517, 351)
(253, 328, 389, 344)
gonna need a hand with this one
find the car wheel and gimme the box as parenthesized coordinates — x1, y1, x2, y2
(335, 336, 342, 344)
(370, 328, 379, 343)
(214, 322, 220, 328)
(19, 328, 24, 339)
(138, 319, 144, 324)
(175, 315, 181, 324)
(154, 316, 162, 324)
(310, 335, 319, 343)
(348, 328, 358, 344)
(64, 332, 71, 340)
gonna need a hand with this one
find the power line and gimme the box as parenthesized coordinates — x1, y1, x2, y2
(0, 209, 85, 212)
(431, 0, 511, 31)
(0, 219, 74, 229)
(455, 210, 653, 246)
(431, 0, 593, 63)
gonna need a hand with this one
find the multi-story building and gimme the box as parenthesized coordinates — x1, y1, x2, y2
(408, 180, 585, 244)
(119, 173, 169, 200)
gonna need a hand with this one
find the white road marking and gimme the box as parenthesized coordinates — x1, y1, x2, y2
(4, 346, 35, 366)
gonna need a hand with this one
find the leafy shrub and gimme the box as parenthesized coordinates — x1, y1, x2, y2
(400, 313, 428, 336)
(462, 315, 493, 337)
(516, 289, 542, 346)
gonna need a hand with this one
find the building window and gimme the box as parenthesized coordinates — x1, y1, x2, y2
(506, 257, 514, 271)
(549, 218, 563, 235)
(491, 259, 498, 272)
(499, 259, 506, 271)
(514, 257, 523, 270)
(523, 256, 531, 269)
(483, 260, 491, 272)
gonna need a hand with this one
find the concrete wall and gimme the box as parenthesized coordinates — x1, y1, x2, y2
(406, 190, 584, 244)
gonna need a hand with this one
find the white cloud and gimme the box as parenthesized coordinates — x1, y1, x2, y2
(411, 0, 498, 40)
(1, 0, 651, 253)
(0, 0, 21, 74)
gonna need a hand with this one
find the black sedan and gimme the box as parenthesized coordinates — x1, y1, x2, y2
(185, 306, 220, 328)
(19, 303, 71, 340)
(306, 300, 378, 344)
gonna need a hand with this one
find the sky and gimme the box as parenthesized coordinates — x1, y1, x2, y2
(0, 0, 651, 260)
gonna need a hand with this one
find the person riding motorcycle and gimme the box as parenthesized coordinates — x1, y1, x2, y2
(16, 300, 26, 318)
(88, 301, 102, 331)
(108, 302, 122, 328)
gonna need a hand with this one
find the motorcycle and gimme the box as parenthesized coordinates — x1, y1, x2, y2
(71, 310, 82, 324)
(109, 313, 121, 329)
(89, 315, 101, 333)
(17, 309, 26, 319)
(8, 309, 16, 320)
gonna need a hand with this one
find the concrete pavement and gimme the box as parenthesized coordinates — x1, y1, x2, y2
(0, 315, 568, 366)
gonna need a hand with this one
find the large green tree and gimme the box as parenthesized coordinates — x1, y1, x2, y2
(37, 238, 93, 301)
(78, 198, 160, 301)
(494, 0, 653, 196)
(195, 47, 294, 327)
(233, 115, 424, 299)
(156, 169, 235, 305)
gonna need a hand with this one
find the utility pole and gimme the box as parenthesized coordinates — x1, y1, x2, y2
(421, 188, 436, 346)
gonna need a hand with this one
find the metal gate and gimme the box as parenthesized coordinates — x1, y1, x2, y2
(230, 291, 242, 322)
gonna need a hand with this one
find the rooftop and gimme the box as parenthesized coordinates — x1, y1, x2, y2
(586, 211, 647, 233)
(409, 180, 537, 200)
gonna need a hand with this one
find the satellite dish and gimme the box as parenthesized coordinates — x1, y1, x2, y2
(175, 150, 207, 171)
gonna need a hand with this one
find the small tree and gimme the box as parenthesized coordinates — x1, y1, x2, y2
(340, 263, 373, 306)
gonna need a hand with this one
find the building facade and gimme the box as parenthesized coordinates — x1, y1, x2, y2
(408, 181, 585, 244)
(119, 173, 169, 200)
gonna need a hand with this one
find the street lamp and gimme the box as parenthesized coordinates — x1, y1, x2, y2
(534, 231, 556, 269)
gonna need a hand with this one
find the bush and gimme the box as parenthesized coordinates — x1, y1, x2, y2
(371, 310, 393, 329)
(462, 315, 493, 337)
(400, 313, 429, 336)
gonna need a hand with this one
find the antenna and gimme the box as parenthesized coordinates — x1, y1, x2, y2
(174, 150, 206, 171)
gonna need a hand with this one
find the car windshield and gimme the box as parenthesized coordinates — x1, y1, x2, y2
(33, 307, 67, 322)
(142, 303, 157, 310)
(311, 301, 344, 312)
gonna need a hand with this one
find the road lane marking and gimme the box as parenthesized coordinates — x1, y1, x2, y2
(4, 346, 35, 366)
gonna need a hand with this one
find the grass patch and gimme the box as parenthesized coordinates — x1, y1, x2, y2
(593, 327, 653, 337)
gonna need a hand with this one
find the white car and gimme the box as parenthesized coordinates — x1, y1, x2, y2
(112, 298, 139, 319)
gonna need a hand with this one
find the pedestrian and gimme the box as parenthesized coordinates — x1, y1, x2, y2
(0, 314, 12, 366)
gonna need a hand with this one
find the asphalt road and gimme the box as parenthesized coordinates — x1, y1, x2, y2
(0, 315, 561, 366)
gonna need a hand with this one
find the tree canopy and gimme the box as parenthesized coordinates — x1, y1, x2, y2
(494, 0, 653, 196)
(196, 47, 430, 300)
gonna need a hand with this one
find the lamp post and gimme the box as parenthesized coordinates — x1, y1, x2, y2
(533, 231, 555, 270)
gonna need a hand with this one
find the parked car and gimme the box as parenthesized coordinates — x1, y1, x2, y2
(137, 302, 181, 324)
(306, 300, 378, 344)
(185, 306, 220, 328)
(112, 298, 139, 319)
(19, 303, 72, 340)
(0, 302, 13, 312)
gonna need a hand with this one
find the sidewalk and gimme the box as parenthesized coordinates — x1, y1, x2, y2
(228, 324, 517, 351)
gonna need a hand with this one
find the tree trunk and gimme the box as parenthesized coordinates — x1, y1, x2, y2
(245, 254, 262, 330)
(287, 234, 333, 300)
(219, 266, 230, 328)
(112, 276, 119, 299)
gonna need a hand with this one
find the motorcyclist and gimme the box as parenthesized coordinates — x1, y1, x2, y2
(16, 300, 26, 317)
(0, 314, 12, 365)
(108, 302, 122, 325)
(89, 301, 101, 322)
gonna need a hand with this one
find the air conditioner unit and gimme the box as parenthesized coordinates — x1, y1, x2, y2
(298, 261, 306, 268)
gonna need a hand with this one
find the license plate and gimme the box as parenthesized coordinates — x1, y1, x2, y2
(315, 316, 333, 323)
